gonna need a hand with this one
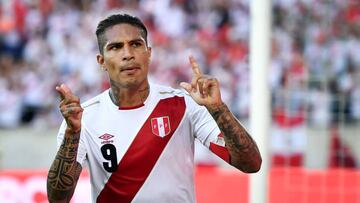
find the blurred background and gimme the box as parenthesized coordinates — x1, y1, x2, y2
(0, 0, 359, 202)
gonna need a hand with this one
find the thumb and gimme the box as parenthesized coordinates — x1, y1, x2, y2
(180, 82, 192, 93)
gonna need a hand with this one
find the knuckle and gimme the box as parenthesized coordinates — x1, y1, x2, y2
(61, 98, 69, 105)
(209, 77, 217, 82)
(59, 106, 66, 112)
(59, 100, 65, 107)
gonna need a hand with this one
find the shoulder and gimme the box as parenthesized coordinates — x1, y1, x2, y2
(151, 83, 194, 103)
(80, 89, 108, 112)
(150, 83, 199, 109)
(151, 83, 186, 97)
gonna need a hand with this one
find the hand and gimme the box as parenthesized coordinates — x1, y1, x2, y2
(180, 55, 223, 110)
(56, 84, 83, 133)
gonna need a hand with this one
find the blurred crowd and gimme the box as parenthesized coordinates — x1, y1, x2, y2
(0, 0, 359, 165)
(270, 0, 360, 167)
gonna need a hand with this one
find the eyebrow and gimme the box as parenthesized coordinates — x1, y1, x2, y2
(130, 38, 145, 44)
(105, 38, 145, 48)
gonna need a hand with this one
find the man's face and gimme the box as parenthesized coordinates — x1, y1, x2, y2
(97, 23, 151, 89)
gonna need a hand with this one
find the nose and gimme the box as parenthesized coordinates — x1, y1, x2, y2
(122, 45, 134, 61)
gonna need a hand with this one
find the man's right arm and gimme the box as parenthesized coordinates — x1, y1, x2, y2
(47, 84, 84, 202)
(47, 129, 82, 202)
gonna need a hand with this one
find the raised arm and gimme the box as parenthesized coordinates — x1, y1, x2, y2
(180, 56, 261, 173)
(47, 84, 84, 202)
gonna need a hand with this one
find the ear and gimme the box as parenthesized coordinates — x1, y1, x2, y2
(146, 47, 152, 66)
(147, 46, 152, 58)
(97, 54, 106, 71)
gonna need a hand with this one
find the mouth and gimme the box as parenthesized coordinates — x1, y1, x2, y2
(120, 65, 141, 73)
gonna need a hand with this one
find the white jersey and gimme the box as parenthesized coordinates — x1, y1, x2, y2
(57, 83, 230, 203)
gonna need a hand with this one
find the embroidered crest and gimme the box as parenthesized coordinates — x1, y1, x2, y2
(151, 116, 171, 137)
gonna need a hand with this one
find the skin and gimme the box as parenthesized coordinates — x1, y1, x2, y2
(180, 56, 262, 172)
(47, 23, 261, 202)
(47, 84, 83, 203)
(97, 23, 152, 107)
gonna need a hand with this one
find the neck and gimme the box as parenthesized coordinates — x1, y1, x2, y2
(109, 80, 150, 108)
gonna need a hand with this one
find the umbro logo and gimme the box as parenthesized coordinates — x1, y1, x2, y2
(99, 134, 115, 144)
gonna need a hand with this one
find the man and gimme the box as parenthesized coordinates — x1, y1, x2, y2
(47, 14, 261, 203)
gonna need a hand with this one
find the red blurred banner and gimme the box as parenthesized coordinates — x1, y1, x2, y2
(0, 167, 359, 203)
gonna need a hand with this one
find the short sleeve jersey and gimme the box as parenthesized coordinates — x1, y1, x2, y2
(56, 83, 230, 203)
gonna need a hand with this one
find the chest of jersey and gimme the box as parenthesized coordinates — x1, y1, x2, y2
(86, 105, 152, 172)
(83, 96, 193, 202)
(84, 96, 186, 167)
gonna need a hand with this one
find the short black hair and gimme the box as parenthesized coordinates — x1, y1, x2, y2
(95, 14, 148, 54)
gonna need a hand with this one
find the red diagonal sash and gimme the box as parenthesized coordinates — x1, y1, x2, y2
(97, 96, 186, 203)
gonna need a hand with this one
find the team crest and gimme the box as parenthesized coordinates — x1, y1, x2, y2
(151, 116, 171, 138)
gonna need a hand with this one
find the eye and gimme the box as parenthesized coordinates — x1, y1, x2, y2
(109, 44, 122, 51)
(131, 42, 142, 47)
(110, 45, 120, 50)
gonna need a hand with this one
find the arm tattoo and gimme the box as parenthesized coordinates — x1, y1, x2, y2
(208, 103, 262, 172)
(47, 130, 82, 202)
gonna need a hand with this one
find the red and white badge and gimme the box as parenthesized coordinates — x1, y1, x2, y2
(151, 116, 171, 138)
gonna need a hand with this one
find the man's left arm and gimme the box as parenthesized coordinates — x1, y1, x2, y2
(180, 55, 261, 173)
(207, 102, 261, 172)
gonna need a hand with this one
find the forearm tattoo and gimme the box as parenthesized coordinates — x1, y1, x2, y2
(47, 130, 82, 201)
(209, 103, 261, 172)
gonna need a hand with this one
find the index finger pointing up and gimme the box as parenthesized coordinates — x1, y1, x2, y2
(189, 55, 202, 76)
